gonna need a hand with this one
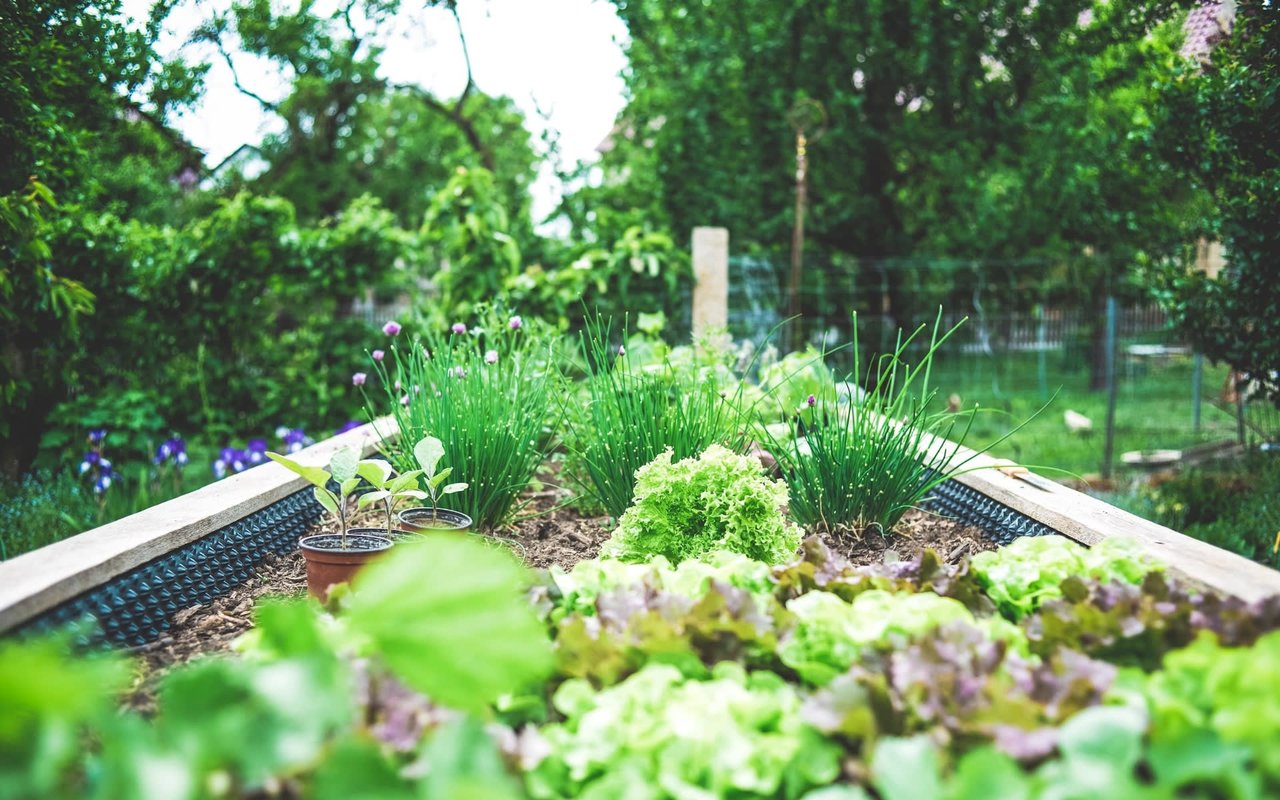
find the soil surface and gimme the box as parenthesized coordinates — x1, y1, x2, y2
(124, 494, 997, 703)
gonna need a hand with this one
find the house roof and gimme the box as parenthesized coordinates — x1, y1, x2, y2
(1182, 0, 1236, 59)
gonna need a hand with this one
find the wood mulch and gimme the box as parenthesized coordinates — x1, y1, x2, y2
(123, 490, 997, 705)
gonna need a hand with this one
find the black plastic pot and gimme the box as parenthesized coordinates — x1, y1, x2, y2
(348, 526, 423, 545)
(396, 507, 473, 532)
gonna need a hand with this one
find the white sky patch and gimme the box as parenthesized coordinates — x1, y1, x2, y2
(123, 0, 629, 229)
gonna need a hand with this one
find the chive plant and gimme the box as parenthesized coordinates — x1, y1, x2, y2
(368, 313, 561, 531)
(766, 311, 1011, 537)
(567, 315, 746, 519)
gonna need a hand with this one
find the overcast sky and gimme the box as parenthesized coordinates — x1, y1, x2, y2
(123, 0, 629, 226)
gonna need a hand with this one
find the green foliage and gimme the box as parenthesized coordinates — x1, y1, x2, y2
(970, 535, 1162, 620)
(526, 663, 841, 799)
(422, 167, 523, 316)
(508, 225, 691, 331)
(1136, 629, 1280, 785)
(778, 589, 1020, 686)
(766, 315, 994, 534)
(1151, 3, 1280, 402)
(568, 317, 745, 518)
(0, 181, 95, 464)
(609, 445, 799, 565)
(0, 470, 99, 559)
(268, 447, 362, 544)
(374, 311, 561, 530)
(345, 537, 553, 713)
(0, 634, 129, 797)
(589, 0, 1198, 315)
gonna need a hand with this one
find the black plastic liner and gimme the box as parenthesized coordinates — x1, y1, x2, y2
(16, 477, 1056, 648)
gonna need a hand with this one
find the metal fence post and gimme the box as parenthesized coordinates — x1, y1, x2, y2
(1102, 295, 1119, 479)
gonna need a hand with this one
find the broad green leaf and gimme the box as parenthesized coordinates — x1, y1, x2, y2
(357, 490, 391, 510)
(417, 717, 524, 800)
(357, 460, 394, 486)
(871, 736, 943, 800)
(314, 487, 340, 516)
(442, 482, 468, 495)
(399, 490, 427, 501)
(329, 448, 359, 483)
(389, 470, 423, 493)
(311, 736, 413, 800)
(414, 437, 445, 477)
(344, 537, 553, 712)
(267, 452, 331, 489)
(340, 477, 361, 496)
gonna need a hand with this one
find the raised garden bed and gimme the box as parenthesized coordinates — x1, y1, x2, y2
(5, 420, 1280, 798)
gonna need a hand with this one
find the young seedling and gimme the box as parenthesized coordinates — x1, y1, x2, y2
(413, 436, 468, 517)
(355, 458, 427, 537)
(268, 447, 362, 549)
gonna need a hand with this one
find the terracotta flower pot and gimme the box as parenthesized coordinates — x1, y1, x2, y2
(299, 532, 392, 601)
(396, 507, 473, 532)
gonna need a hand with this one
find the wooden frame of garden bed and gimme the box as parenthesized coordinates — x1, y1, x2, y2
(2, 416, 1278, 637)
(0, 419, 395, 634)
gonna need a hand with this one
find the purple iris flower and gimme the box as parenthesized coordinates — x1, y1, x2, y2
(93, 471, 113, 494)
(382, 320, 402, 336)
(88, 429, 107, 445)
(281, 428, 311, 453)
(79, 451, 101, 474)
(335, 420, 362, 435)
(246, 438, 268, 464)
(153, 437, 188, 466)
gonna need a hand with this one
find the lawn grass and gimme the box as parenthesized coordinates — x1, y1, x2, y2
(920, 350, 1238, 478)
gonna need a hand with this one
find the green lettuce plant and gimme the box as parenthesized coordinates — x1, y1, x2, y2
(525, 662, 840, 799)
(608, 444, 800, 565)
(970, 535, 1162, 620)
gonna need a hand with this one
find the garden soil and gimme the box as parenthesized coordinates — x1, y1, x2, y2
(123, 495, 995, 710)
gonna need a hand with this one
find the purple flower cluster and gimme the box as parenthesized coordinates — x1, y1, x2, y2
(79, 429, 114, 495)
(153, 437, 188, 468)
(334, 420, 363, 435)
(277, 426, 312, 453)
(212, 428, 310, 479)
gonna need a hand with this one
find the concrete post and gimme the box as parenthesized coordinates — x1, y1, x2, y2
(691, 227, 729, 338)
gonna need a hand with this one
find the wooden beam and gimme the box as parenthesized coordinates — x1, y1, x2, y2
(922, 428, 1280, 602)
(0, 419, 398, 634)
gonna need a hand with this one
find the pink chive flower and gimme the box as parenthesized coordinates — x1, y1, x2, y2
(806, 394, 816, 407)
(400, 394, 410, 406)
(352, 372, 367, 386)
(451, 322, 467, 334)
(394, 379, 402, 391)
(509, 315, 523, 331)
(372, 349, 385, 362)
(382, 320, 402, 336)
(617, 345, 626, 357)
(485, 349, 499, 365)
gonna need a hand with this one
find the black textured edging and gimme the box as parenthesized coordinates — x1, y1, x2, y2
(14, 476, 1060, 648)
(15, 488, 324, 648)
(924, 478, 1058, 545)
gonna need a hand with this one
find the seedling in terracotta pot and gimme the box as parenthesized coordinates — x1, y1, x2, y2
(268, 446, 363, 549)
(355, 458, 426, 537)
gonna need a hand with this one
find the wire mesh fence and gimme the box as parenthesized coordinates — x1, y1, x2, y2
(725, 252, 1266, 478)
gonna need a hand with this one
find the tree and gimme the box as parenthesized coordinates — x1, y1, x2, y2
(200, 0, 538, 231)
(590, 0, 1199, 338)
(1152, 2, 1280, 403)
